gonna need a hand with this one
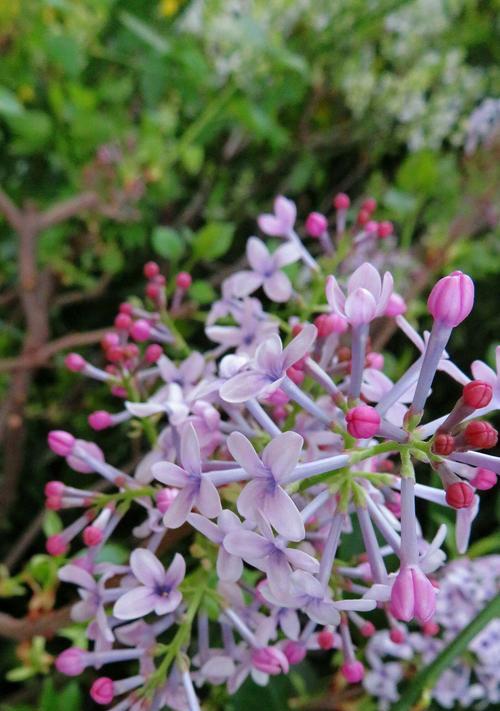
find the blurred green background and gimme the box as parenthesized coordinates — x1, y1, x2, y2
(0, 1, 499, 709)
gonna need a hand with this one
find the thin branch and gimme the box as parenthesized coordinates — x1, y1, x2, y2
(0, 187, 23, 232)
(37, 191, 100, 231)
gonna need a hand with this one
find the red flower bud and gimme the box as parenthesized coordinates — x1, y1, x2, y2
(333, 193, 350, 210)
(317, 630, 335, 650)
(470, 467, 497, 490)
(432, 433, 455, 456)
(445, 481, 475, 509)
(143, 261, 160, 279)
(463, 421, 498, 450)
(361, 197, 377, 213)
(462, 380, 493, 409)
(176, 271, 192, 289)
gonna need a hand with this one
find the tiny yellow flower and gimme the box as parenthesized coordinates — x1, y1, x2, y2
(159, 0, 180, 17)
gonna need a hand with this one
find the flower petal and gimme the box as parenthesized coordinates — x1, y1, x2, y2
(325, 275, 346, 315)
(196, 477, 222, 519)
(247, 237, 271, 272)
(274, 242, 300, 268)
(152, 461, 188, 487)
(231, 270, 265, 298)
(262, 485, 305, 541)
(227, 432, 265, 478)
(187, 513, 222, 543)
(274, 196, 296, 230)
(180, 423, 201, 476)
(348, 263, 381, 300)
(237, 479, 268, 522)
(163, 484, 197, 529)
(344, 288, 377, 326)
(282, 324, 317, 370)
(263, 271, 292, 303)
(285, 547, 320, 574)
(258, 214, 285, 237)
(224, 530, 270, 562)
(254, 335, 283, 374)
(154, 588, 182, 615)
(113, 586, 157, 620)
(306, 599, 341, 626)
(130, 548, 165, 587)
(164, 553, 186, 590)
(58, 564, 95, 591)
(220, 371, 274, 403)
(217, 547, 243, 582)
(262, 431, 303, 482)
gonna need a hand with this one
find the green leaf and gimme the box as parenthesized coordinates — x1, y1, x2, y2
(7, 110, 53, 153)
(189, 280, 217, 304)
(0, 86, 25, 117)
(152, 226, 185, 262)
(392, 594, 500, 711)
(192, 222, 234, 261)
(119, 11, 170, 55)
(42, 510, 63, 537)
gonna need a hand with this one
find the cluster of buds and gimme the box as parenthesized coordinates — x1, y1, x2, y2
(46, 192, 498, 711)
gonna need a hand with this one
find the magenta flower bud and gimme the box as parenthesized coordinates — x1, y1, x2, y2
(365, 220, 378, 234)
(305, 212, 328, 238)
(90, 677, 114, 705)
(88, 410, 113, 431)
(389, 628, 405, 644)
(46, 534, 68, 556)
(384, 293, 407, 317)
(251, 647, 289, 675)
(390, 566, 436, 623)
(470, 467, 497, 490)
(144, 261, 160, 279)
(45, 496, 62, 510)
(114, 313, 132, 331)
(345, 405, 380, 439)
(366, 352, 384, 369)
(64, 353, 85, 372)
(145, 343, 163, 364)
(130, 319, 151, 342)
(176, 271, 192, 289)
(378, 221, 394, 239)
(341, 660, 365, 684)
(360, 622, 376, 638)
(265, 388, 289, 406)
(83, 525, 104, 547)
(317, 629, 335, 650)
(48, 430, 75, 457)
(55, 648, 86, 677)
(283, 641, 307, 665)
(156, 487, 178, 514)
(427, 270, 475, 327)
(333, 193, 350, 210)
(44, 481, 64, 497)
(445, 481, 474, 509)
(101, 332, 120, 350)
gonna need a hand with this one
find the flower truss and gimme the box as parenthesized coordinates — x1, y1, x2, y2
(47, 193, 499, 711)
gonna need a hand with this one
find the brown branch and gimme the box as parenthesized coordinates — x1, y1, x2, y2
(0, 606, 73, 642)
(37, 191, 99, 232)
(0, 187, 23, 232)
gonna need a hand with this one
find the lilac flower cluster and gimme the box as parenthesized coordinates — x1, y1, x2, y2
(364, 556, 500, 709)
(46, 192, 499, 710)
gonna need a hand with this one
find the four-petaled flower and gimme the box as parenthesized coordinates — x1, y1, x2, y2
(113, 549, 185, 620)
(232, 237, 300, 303)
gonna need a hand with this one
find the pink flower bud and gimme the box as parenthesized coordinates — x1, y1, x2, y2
(46, 534, 68, 556)
(463, 421, 498, 449)
(251, 647, 289, 675)
(176, 271, 192, 289)
(83, 525, 104, 547)
(114, 313, 132, 331)
(378, 221, 394, 239)
(366, 352, 384, 369)
(90, 677, 114, 705)
(156, 488, 178, 514)
(390, 566, 436, 623)
(119, 302, 133, 315)
(48, 430, 75, 457)
(462, 380, 493, 409)
(345, 405, 380, 439)
(341, 660, 365, 684)
(146, 282, 161, 301)
(389, 628, 405, 644)
(65, 353, 85, 372)
(101, 332, 120, 350)
(422, 621, 439, 636)
(432, 433, 455, 456)
(470, 467, 497, 490)
(265, 388, 289, 406)
(445, 482, 474, 509)
(333, 193, 350, 210)
(427, 271, 474, 327)
(305, 212, 328, 238)
(45, 481, 64, 497)
(88, 411, 112, 431)
(283, 641, 306, 665)
(287, 366, 305, 385)
(360, 622, 376, 638)
(55, 648, 86, 677)
(384, 293, 407, 317)
(365, 220, 378, 234)
(273, 405, 287, 421)
(317, 629, 335, 650)
(145, 344, 163, 364)
(130, 319, 151, 342)
(45, 496, 62, 510)
(361, 197, 377, 213)
(143, 261, 160, 279)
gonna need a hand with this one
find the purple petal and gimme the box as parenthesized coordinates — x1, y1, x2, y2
(224, 530, 270, 561)
(218, 508, 242, 533)
(152, 461, 188, 487)
(217, 547, 243, 583)
(262, 486, 305, 541)
(254, 335, 283, 374)
(262, 431, 303, 482)
(187, 513, 222, 543)
(306, 599, 340, 626)
(280, 609, 300, 640)
(325, 275, 346, 315)
(344, 288, 377, 326)
(206, 325, 243, 348)
(247, 237, 271, 271)
(130, 548, 165, 587)
(154, 588, 182, 615)
(179, 352, 205, 383)
(290, 569, 323, 598)
(376, 271, 394, 315)
(220, 371, 274, 403)
(237, 479, 268, 522)
(258, 214, 285, 237)
(196, 477, 222, 519)
(164, 553, 186, 590)
(180, 423, 201, 476)
(285, 548, 320, 574)
(59, 564, 95, 591)
(266, 556, 293, 596)
(231, 270, 264, 298)
(274, 242, 300, 268)
(274, 196, 296, 230)
(126, 401, 165, 417)
(227, 432, 265, 478)
(263, 271, 292, 302)
(158, 356, 179, 382)
(163, 484, 197, 528)
(282, 324, 317, 370)
(113, 586, 157, 620)
(348, 263, 381, 300)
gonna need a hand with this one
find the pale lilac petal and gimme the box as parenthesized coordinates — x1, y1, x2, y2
(290, 569, 323, 598)
(362, 583, 391, 602)
(247, 237, 271, 272)
(376, 271, 394, 315)
(164, 553, 186, 590)
(217, 547, 243, 582)
(348, 263, 381, 300)
(334, 599, 377, 611)
(274, 196, 296, 230)
(196, 477, 222, 519)
(163, 484, 197, 529)
(152, 461, 188, 487)
(224, 530, 270, 561)
(262, 431, 303, 481)
(187, 513, 222, 543)
(274, 242, 300, 268)
(218, 509, 242, 533)
(285, 548, 320, 574)
(262, 486, 305, 541)
(267, 556, 293, 595)
(263, 271, 292, 302)
(154, 588, 182, 615)
(254, 335, 283, 374)
(220, 371, 273, 403)
(470, 360, 496, 386)
(325, 275, 346, 315)
(180, 423, 201, 476)
(206, 326, 243, 348)
(58, 564, 95, 591)
(281, 324, 317, 370)
(258, 214, 285, 237)
(158, 356, 178, 382)
(113, 587, 157, 620)
(130, 548, 165, 587)
(202, 656, 235, 681)
(179, 352, 205, 383)
(237, 479, 268, 521)
(227, 432, 266, 478)
(306, 600, 341, 626)
(344, 288, 377, 326)
(280, 609, 300, 640)
(126, 401, 165, 417)
(231, 270, 264, 298)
